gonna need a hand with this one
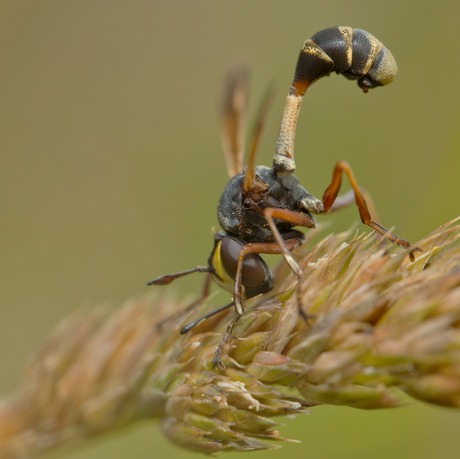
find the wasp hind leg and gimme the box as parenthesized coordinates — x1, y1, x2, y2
(148, 269, 212, 331)
(212, 226, 308, 370)
(322, 160, 420, 260)
(180, 300, 234, 334)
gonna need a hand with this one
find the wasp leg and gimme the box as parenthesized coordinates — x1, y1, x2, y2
(329, 188, 383, 240)
(212, 313, 241, 370)
(322, 160, 418, 260)
(147, 266, 210, 286)
(264, 208, 315, 320)
(154, 272, 212, 331)
(211, 231, 307, 370)
(180, 300, 234, 334)
(232, 236, 307, 315)
(212, 225, 314, 370)
(328, 188, 378, 220)
(232, 208, 314, 319)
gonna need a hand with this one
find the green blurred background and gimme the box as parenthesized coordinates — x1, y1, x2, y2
(1, 1, 459, 458)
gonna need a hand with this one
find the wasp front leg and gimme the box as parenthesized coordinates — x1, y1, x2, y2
(264, 208, 316, 318)
(233, 209, 314, 317)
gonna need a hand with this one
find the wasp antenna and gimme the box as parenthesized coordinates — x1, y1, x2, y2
(242, 84, 276, 193)
(273, 27, 397, 173)
(220, 61, 250, 179)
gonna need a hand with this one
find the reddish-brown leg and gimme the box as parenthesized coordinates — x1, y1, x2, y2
(322, 161, 413, 251)
(329, 188, 379, 221)
(232, 208, 314, 313)
(264, 208, 316, 319)
(232, 208, 314, 315)
(214, 232, 307, 369)
(232, 234, 307, 314)
(214, 209, 320, 370)
(212, 209, 314, 370)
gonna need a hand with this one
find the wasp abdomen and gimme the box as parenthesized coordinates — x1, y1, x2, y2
(304, 26, 397, 92)
(275, 26, 397, 172)
(210, 235, 274, 298)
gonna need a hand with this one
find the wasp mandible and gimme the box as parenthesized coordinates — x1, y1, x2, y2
(148, 27, 413, 369)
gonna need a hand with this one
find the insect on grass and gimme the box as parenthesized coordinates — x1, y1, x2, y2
(148, 26, 417, 370)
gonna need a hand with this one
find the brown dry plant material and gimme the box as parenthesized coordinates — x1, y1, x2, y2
(1, 218, 460, 457)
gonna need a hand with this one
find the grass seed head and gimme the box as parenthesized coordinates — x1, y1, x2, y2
(1, 218, 460, 456)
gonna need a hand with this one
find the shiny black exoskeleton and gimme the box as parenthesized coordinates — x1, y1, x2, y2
(218, 166, 322, 243)
(208, 233, 275, 299)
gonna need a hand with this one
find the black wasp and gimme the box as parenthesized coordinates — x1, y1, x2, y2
(148, 26, 414, 370)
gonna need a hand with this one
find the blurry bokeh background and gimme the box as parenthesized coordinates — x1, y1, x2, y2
(1, 1, 459, 458)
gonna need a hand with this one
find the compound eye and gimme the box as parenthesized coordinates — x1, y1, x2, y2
(220, 237, 267, 288)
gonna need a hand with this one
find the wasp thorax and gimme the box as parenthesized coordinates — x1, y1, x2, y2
(217, 166, 318, 243)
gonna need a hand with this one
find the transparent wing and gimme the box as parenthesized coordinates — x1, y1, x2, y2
(219, 61, 249, 178)
(242, 84, 275, 192)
